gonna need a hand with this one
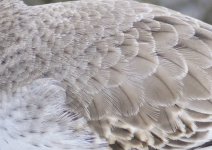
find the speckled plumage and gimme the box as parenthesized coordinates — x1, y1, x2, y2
(0, 0, 212, 150)
(0, 78, 109, 150)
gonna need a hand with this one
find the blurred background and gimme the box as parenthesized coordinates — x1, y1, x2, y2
(23, 0, 212, 24)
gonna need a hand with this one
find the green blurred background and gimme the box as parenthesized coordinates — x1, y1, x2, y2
(23, 0, 212, 24)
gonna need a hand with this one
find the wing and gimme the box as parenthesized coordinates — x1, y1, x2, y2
(1, 0, 212, 150)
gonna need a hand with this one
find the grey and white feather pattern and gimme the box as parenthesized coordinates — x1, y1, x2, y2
(0, 78, 108, 150)
(0, 0, 211, 150)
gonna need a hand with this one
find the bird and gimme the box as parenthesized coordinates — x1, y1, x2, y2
(0, 0, 211, 150)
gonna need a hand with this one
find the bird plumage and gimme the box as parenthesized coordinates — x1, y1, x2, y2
(0, 78, 109, 150)
(0, 0, 211, 149)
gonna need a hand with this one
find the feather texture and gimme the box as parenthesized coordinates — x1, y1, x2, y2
(0, 0, 212, 150)
(0, 78, 109, 150)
